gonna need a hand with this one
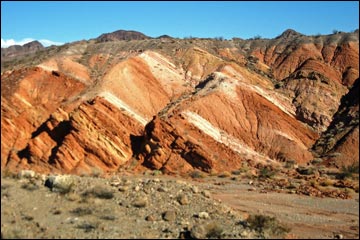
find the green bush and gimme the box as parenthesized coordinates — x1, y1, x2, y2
(259, 167, 277, 179)
(337, 163, 359, 179)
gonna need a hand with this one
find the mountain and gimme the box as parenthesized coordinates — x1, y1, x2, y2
(1, 40, 44, 59)
(95, 29, 151, 42)
(1, 29, 358, 175)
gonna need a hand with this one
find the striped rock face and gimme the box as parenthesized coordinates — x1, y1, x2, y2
(1, 30, 358, 174)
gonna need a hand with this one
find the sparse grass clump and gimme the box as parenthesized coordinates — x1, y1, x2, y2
(76, 222, 98, 232)
(231, 170, 242, 175)
(247, 214, 290, 238)
(70, 207, 93, 216)
(90, 167, 103, 178)
(205, 222, 223, 238)
(320, 178, 335, 187)
(1, 169, 18, 179)
(152, 170, 163, 176)
(21, 182, 39, 191)
(337, 163, 359, 180)
(218, 171, 231, 178)
(284, 159, 296, 169)
(259, 166, 277, 179)
(82, 185, 114, 199)
(189, 170, 207, 179)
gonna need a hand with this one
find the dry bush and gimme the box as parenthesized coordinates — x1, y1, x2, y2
(189, 170, 207, 179)
(247, 214, 290, 238)
(218, 171, 231, 178)
(70, 207, 93, 216)
(82, 185, 114, 199)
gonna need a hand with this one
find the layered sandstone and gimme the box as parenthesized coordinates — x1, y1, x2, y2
(1, 29, 358, 175)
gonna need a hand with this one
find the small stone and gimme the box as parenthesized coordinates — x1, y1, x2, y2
(18, 170, 36, 179)
(198, 212, 209, 219)
(153, 178, 160, 183)
(157, 187, 168, 192)
(145, 215, 156, 221)
(202, 190, 211, 198)
(109, 179, 121, 187)
(145, 144, 152, 154)
(162, 210, 176, 221)
(134, 185, 140, 191)
(132, 196, 148, 208)
(177, 194, 190, 205)
(191, 186, 199, 193)
(335, 234, 343, 239)
(118, 186, 129, 192)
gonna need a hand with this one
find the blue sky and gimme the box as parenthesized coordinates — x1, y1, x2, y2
(1, 1, 359, 47)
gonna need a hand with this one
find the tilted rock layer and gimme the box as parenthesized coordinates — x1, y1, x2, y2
(1, 29, 358, 174)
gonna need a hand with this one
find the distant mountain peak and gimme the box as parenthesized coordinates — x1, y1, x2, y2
(156, 34, 173, 39)
(96, 29, 151, 42)
(1, 40, 43, 59)
(277, 29, 303, 39)
(23, 40, 44, 49)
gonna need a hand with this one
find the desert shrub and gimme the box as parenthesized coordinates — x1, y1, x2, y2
(337, 163, 359, 179)
(259, 166, 277, 179)
(205, 222, 223, 238)
(99, 215, 116, 221)
(1, 169, 17, 179)
(76, 222, 98, 232)
(218, 171, 231, 178)
(320, 179, 334, 187)
(21, 182, 39, 191)
(296, 166, 315, 175)
(247, 214, 290, 238)
(209, 169, 219, 176)
(189, 170, 206, 179)
(231, 170, 242, 175)
(152, 170, 163, 176)
(82, 185, 114, 199)
(310, 158, 323, 165)
(90, 167, 103, 178)
(70, 207, 93, 216)
(284, 159, 296, 169)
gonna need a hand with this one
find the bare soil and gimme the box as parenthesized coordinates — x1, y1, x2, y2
(1, 172, 358, 239)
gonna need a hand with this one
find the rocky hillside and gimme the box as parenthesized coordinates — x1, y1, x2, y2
(95, 29, 151, 42)
(1, 40, 44, 59)
(1, 29, 358, 175)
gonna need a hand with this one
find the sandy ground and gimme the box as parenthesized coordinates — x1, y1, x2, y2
(1, 171, 358, 239)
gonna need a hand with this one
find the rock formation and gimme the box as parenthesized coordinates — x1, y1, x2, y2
(1, 29, 358, 174)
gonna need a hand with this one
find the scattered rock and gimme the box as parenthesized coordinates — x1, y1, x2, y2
(45, 175, 74, 194)
(202, 190, 211, 198)
(132, 196, 148, 208)
(191, 186, 199, 193)
(18, 170, 36, 179)
(198, 212, 210, 219)
(162, 210, 177, 221)
(177, 194, 190, 205)
(118, 186, 129, 192)
(157, 186, 168, 192)
(334, 233, 344, 239)
(145, 215, 157, 221)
